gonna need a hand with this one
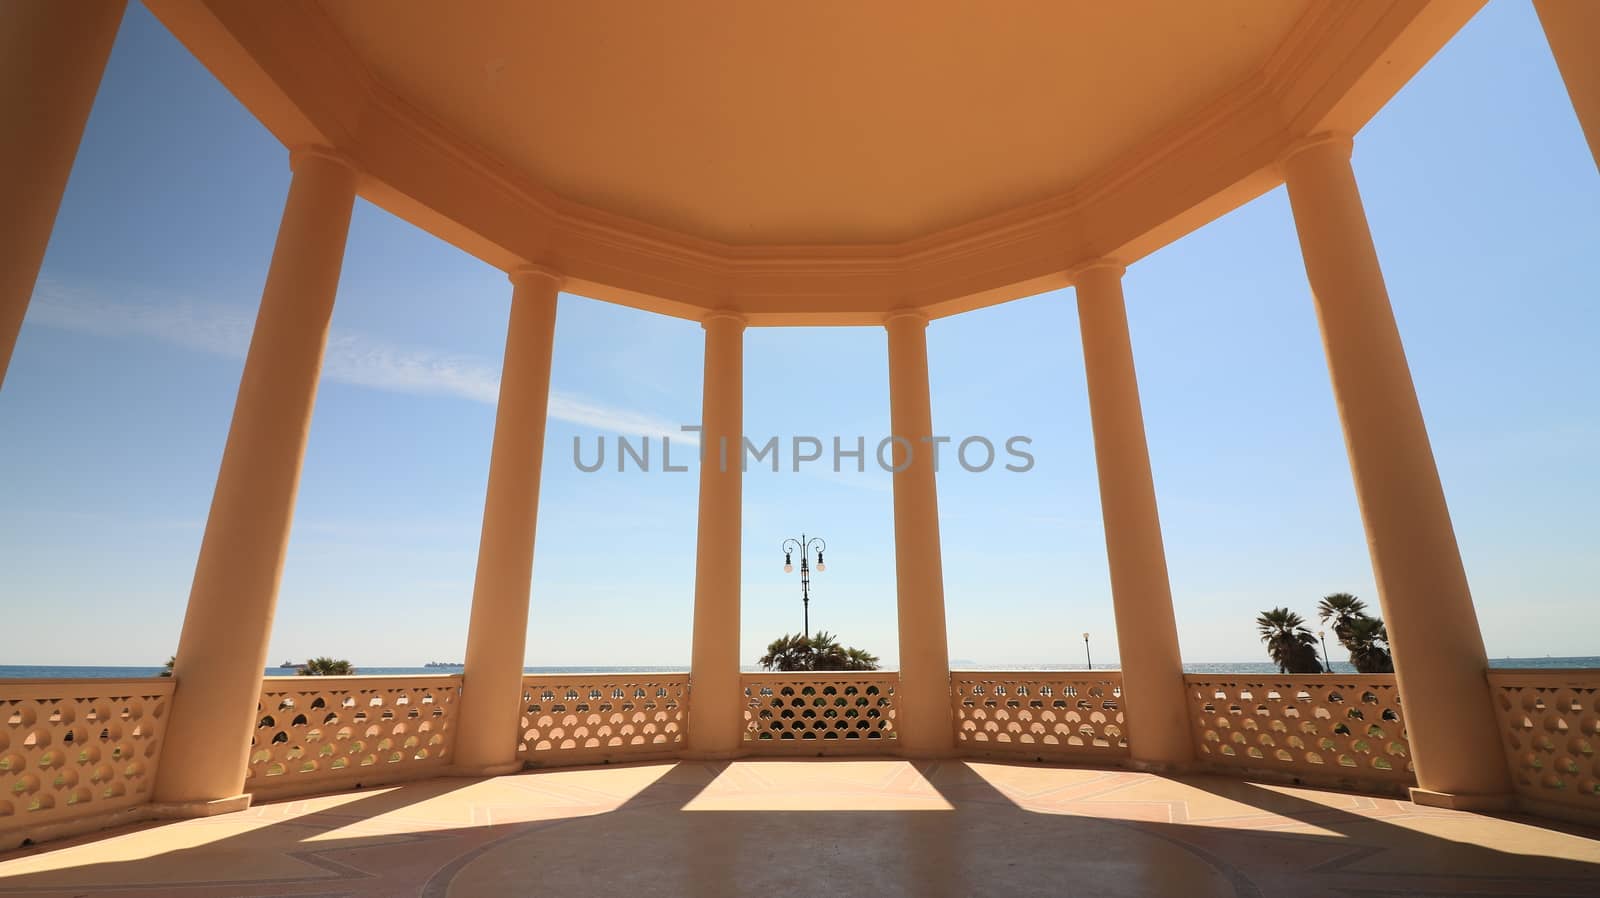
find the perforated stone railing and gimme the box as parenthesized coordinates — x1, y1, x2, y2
(1, 678, 172, 835)
(741, 673, 897, 751)
(1185, 675, 1414, 790)
(952, 672, 1129, 759)
(247, 675, 459, 797)
(1488, 670, 1600, 812)
(518, 674, 687, 766)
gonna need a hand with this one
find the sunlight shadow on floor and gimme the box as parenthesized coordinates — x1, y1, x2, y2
(2, 761, 1597, 898)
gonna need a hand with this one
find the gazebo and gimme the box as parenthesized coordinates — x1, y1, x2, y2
(3, 1, 1599, 893)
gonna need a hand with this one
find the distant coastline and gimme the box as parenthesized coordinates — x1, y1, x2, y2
(3, 657, 1597, 679)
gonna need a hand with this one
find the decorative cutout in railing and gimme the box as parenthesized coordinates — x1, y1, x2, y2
(952, 672, 1128, 757)
(1185, 676, 1413, 787)
(247, 676, 458, 794)
(1489, 670, 1600, 809)
(0, 678, 172, 832)
(518, 675, 687, 764)
(741, 674, 897, 749)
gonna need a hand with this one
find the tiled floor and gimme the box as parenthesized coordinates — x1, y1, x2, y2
(2, 760, 1598, 896)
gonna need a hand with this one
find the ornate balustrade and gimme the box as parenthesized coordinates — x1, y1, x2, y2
(518, 674, 687, 766)
(741, 673, 897, 752)
(952, 672, 1129, 759)
(1184, 674, 1414, 791)
(1488, 670, 1600, 814)
(15, 666, 1600, 845)
(1, 678, 173, 845)
(246, 675, 459, 797)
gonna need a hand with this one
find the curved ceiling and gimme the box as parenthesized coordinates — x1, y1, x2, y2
(147, 0, 1484, 322)
(318, 0, 1309, 246)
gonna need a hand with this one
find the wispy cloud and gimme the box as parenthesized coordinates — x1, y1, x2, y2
(28, 279, 693, 443)
(31, 280, 254, 358)
(548, 394, 697, 446)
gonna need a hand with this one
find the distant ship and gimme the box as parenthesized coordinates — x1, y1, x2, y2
(424, 661, 464, 668)
(278, 660, 298, 668)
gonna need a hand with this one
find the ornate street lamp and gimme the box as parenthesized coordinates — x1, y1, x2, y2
(1318, 629, 1332, 673)
(1083, 632, 1092, 670)
(781, 533, 825, 636)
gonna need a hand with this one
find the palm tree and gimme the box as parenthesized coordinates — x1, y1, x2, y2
(1316, 592, 1368, 643)
(760, 633, 815, 671)
(161, 655, 176, 677)
(1343, 616, 1394, 673)
(808, 631, 845, 667)
(298, 656, 355, 676)
(759, 632, 881, 672)
(1256, 607, 1324, 674)
(840, 646, 881, 671)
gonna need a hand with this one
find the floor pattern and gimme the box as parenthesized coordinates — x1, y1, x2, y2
(2, 760, 1598, 896)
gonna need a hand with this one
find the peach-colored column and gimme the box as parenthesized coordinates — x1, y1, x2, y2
(454, 266, 562, 773)
(884, 310, 955, 757)
(1073, 262, 1194, 767)
(686, 311, 746, 757)
(0, 0, 126, 390)
(1535, 0, 1600, 172)
(1283, 133, 1511, 808)
(154, 148, 358, 808)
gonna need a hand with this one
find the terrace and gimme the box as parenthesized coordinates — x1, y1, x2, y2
(4, 0, 1600, 895)
(5, 669, 1600, 893)
(4, 759, 1600, 897)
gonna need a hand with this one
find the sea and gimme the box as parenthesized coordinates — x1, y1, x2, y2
(3, 657, 1598, 679)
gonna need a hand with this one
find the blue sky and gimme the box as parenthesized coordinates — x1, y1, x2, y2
(2, 2, 1595, 668)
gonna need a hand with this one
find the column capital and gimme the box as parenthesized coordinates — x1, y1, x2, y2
(1067, 258, 1126, 283)
(882, 308, 929, 329)
(1280, 132, 1354, 169)
(288, 144, 359, 176)
(701, 309, 747, 330)
(508, 263, 564, 290)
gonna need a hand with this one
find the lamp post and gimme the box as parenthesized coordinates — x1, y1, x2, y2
(1318, 629, 1332, 674)
(781, 534, 826, 636)
(1083, 632, 1092, 670)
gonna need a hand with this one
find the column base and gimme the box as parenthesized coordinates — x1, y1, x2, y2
(447, 761, 526, 778)
(149, 793, 253, 819)
(1409, 787, 1515, 812)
